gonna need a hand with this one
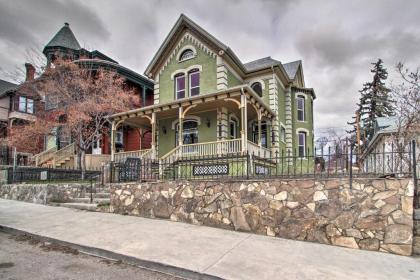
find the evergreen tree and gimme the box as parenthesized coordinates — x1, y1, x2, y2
(347, 59, 394, 142)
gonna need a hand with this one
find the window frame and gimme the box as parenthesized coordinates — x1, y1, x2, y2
(229, 118, 238, 139)
(179, 49, 194, 62)
(280, 126, 286, 143)
(18, 96, 34, 114)
(298, 131, 306, 158)
(251, 82, 263, 97)
(188, 69, 200, 97)
(175, 74, 186, 100)
(297, 96, 305, 122)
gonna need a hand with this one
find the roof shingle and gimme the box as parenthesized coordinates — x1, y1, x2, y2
(0, 79, 18, 97)
(44, 23, 81, 51)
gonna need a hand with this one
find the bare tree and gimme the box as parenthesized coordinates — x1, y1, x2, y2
(9, 58, 138, 177)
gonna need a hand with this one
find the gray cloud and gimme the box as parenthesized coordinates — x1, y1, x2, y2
(1, 0, 419, 136)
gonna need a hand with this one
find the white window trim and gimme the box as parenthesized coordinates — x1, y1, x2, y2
(248, 79, 266, 90)
(189, 71, 200, 96)
(170, 65, 202, 80)
(296, 95, 306, 122)
(177, 45, 197, 62)
(171, 115, 201, 129)
(175, 74, 186, 100)
(279, 124, 286, 143)
(297, 131, 307, 159)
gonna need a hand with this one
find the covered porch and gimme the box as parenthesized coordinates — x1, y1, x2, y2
(108, 85, 277, 163)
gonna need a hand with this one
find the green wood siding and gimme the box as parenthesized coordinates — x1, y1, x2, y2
(158, 40, 217, 104)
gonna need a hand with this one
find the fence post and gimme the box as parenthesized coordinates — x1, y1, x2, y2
(246, 151, 250, 180)
(412, 140, 417, 208)
(349, 145, 353, 189)
(90, 176, 93, 204)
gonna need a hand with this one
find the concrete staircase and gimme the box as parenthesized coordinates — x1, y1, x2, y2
(58, 186, 110, 212)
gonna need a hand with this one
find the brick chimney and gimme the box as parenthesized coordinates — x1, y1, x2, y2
(25, 63, 35, 81)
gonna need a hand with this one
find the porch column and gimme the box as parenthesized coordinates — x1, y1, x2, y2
(110, 120, 117, 161)
(178, 107, 184, 147)
(142, 86, 147, 107)
(257, 109, 262, 149)
(151, 112, 156, 159)
(240, 94, 248, 153)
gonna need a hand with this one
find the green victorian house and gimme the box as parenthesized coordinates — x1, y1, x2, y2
(110, 14, 315, 175)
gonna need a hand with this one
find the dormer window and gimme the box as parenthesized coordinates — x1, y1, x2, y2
(251, 82, 263, 97)
(179, 49, 194, 61)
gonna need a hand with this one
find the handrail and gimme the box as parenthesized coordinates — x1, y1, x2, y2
(54, 143, 75, 163)
(114, 148, 152, 162)
(33, 146, 57, 166)
(247, 140, 271, 158)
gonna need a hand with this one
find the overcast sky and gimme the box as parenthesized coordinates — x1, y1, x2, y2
(1, 0, 419, 134)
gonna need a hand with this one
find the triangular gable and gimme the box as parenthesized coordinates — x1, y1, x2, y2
(145, 14, 227, 78)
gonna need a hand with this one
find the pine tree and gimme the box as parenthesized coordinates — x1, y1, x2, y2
(347, 59, 394, 142)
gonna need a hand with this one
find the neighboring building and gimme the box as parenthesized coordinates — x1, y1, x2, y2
(110, 14, 316, 174)
(31, 23, 154, 168)
(361, 116, 419, 175)
(0, 70, 42, 165)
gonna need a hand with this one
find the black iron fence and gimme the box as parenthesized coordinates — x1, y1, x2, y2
(109, 140, 418, 184)
(1, 166, 103, 184)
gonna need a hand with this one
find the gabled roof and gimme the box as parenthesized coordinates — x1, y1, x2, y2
(243, 57, 281, 72)
(282, 60, 301, 80)
(0, 79, 18, 97)
(43, 23, 81, 53)
(145, 14, 311, 90)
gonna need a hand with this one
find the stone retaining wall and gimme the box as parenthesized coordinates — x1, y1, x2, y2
(0, 183, 89, 204)
(110, 178, 415, 256)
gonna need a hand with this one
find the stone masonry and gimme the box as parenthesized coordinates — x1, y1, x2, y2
(0, 183, 90, 204)
(110, 178, 415, 256)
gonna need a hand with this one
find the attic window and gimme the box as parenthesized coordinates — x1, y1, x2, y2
(179, 49, 194, 61)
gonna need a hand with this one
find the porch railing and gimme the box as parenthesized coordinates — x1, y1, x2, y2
(114, 149, 152, 163)
(247, 140, 272, 159)
(181, 139, 242, 157)
(54, 143, 75, 166)
(34, 146, 57, 166)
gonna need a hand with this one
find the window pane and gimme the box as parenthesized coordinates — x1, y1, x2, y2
(299, 133, 305, 145)
(298, 111, 304, 121)
(27, 99, 34, 114)
(299, 146, 305, 158)
(19, 97, 26, 112)
(176, 75, 185, 99)
(190, 72, 200, 87)
(190, 87, 199, 96)
(176, 76, 185, 90)
(298, 98, 304, 110)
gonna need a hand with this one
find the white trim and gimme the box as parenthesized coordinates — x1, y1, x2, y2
(177, 45, 197, 62)
(175, 74, 186, 99)
(248, 78, 266, 90)
(159, 32, 216, 76)
(296, 128, 310, 134)
(189, 70, 200, 96)
(224, 61, 243, 83)
(296, 95, 306, 122)
(171, 65, 203, 80)
(171, 115, 201, 129)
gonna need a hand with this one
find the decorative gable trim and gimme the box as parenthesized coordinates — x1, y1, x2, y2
(158, 32, 216, 76)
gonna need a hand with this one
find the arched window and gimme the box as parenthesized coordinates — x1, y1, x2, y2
(179, 49, 194, 61)
(175, 120, 198, 146)
(189, 69, 200, 96)
(251, 82, 263, 97)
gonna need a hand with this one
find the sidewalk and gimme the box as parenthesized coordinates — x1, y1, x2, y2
(0, 199, 419, 280)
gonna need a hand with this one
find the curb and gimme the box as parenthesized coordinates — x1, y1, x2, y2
(0, 225, 223, 280)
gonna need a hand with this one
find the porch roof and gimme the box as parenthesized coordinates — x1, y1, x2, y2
(109, 84, 275, 124)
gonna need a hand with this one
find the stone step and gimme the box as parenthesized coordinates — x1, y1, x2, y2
(84, 192, 110, 199)
(59, 203, 98, 211)
(70, 198, 110, 205)
(414, 237, 420, 255)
